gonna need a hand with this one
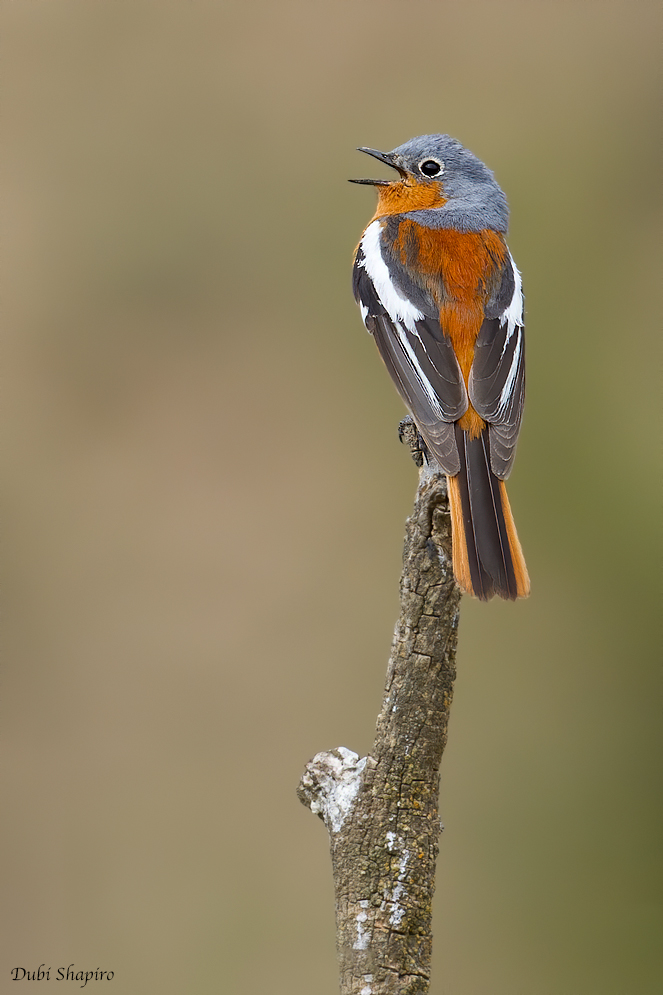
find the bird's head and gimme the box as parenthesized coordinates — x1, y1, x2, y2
(350, 134, 508, 230)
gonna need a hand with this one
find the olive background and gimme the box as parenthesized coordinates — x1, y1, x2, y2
(3, 1, 661, 993)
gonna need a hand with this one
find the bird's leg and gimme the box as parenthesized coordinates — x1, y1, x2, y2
(398, 415, 430, 467)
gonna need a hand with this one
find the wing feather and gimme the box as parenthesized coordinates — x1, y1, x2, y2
(469, 254, 525, 479)
(353, 231, 467, 474)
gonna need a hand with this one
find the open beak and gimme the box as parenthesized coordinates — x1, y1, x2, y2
(349, 147, 407, 185)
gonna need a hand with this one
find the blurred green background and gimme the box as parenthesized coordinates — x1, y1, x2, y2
(2, 1, 660, 992)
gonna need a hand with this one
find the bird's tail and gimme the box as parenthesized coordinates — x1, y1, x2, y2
(447, 425, 530, 601)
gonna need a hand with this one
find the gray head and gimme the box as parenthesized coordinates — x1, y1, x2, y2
(350, 134, 509, 233)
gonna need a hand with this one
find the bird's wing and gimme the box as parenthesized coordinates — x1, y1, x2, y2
(353, 223, 467, 474)
(468, 252, 525, 479)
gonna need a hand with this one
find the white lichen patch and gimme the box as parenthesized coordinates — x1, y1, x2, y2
(360, 976, 374, 995)
(353, 899, 370, 950)
(382, 834, 410, 927)
(304, 747, 367, 834)
(389, 854, 409, 928)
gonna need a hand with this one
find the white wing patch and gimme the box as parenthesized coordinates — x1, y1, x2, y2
(358, 221, 424, 334)
(494, 252, 524, 416)
(497, 327, 523, 416)
(500, 252, 523, 341)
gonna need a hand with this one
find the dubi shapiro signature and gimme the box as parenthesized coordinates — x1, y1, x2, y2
(11, 965, 114, 988)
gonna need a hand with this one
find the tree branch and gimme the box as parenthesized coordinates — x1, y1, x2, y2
(298, 418, 461, 994)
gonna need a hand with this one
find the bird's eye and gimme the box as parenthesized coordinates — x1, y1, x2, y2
(419, 158, 443, 177)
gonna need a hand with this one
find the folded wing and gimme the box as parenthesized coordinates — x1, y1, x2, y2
(468, 252, 525, 479)
(353, 223, 467, 474)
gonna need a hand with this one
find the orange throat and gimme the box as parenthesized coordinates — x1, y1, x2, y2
(371, 179, 447, 221)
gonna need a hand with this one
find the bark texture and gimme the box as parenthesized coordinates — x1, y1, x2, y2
(298, 420, 461, 994)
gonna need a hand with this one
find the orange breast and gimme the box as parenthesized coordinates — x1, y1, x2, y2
(392, 220, 508, 438)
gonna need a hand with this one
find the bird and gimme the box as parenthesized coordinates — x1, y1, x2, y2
(351, 134, 530, 601)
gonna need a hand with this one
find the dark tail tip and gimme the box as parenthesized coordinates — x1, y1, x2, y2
(449, 426, 529, 601)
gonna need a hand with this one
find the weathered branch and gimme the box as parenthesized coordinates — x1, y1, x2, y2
(298, 418, 461, 994)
